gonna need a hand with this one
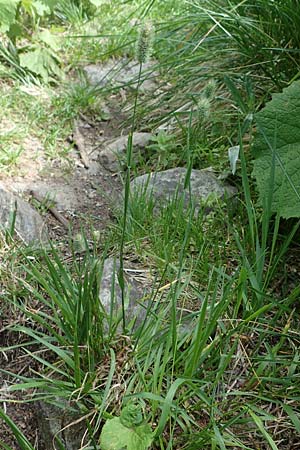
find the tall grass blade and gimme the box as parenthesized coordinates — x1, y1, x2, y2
(248, 409, 279, 450)
(0, 409, 35, 450)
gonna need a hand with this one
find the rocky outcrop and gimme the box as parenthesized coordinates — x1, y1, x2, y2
(84, 58, 158, 92)
(99, 132, 153, 172)
(0, 185, 48, 243)
(130, 167, 237, 213)
(37, 400, 86, 450)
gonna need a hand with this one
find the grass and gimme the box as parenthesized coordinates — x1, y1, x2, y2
(2, 201, 299, 448)
(120, 0, 300, 136)
(1, 0, 300, 449)
(0, 78, 107, 172)
(0, 84, 61, 170)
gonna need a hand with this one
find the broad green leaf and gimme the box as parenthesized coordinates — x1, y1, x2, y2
(22, 0, 58, 10)
(100, 417, 153, 450)
(89, 0, 103, 6)
(19, 48, 49, 81)
(32, 0, 51, 16)
(38, 29, 60, 50)
(41, 0, 59, 8)
(21, 0, 58, 13)
(120, 404, 143, 428)
(19, 47, 62, 81)
(252, 80, 300, 218)
(7, 22, 23, 39)
(0, 0, 19, 32)
(21, 0, 35, 12)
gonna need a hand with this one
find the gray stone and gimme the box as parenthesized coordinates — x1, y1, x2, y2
(99, 258, 205, 337)
(37, 400, 86, 450)
(99, 258, 150, 330)
(0, 185, 48, 243)
(99, 132, 153, 172)
(83, 58, 158, 92)
(130, 167, 237, 213)
(15, 181, 78, 211)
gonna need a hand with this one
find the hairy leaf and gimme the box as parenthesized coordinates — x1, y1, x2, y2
(0, 0, 19, 32)
(32, 0, 51, 16)
(120, 404, 144, 428)
(89, 0, 103, 6)
(38, 29, 60, 50)
(41, 0, 58, 8)
(31, 0, 58, 11)
(252, 80, 300, 218)
(100, 417, 153, 450)
(19, 47, 61, 81)
(21, 0, 57, 14)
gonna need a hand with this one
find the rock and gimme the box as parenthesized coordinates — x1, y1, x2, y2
(130, 167, 237, 213)
(31, 184, 78, 211)
(99, 258, 150, 330)
(0, 185, 48, 243)
(98, 258, 204, 337)
(37, 399, 86, 450)
(9, 180, 79, 211)
(84, 58, 158, 92)
(99, 132, 153, 172)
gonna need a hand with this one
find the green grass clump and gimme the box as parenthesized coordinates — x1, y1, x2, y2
(1, 208, 300, 449)
(0, 79, 106, 170)
(117, 0, 300, 135)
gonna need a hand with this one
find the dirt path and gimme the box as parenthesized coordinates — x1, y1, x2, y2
(0, 96, 128, 448)
(1, 96, 128, 237)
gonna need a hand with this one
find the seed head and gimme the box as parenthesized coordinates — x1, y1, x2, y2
(136, 21, 154, 64)
(203, 79, 217, 100)
(197, 97, 211, 120)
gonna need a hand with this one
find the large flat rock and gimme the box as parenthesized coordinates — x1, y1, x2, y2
(84, 58, 158, 91)
(0, 185, 48, 243)
(130, 167, 237, 213)
(10, 180, 79, 211)
(99, 132, 153, 172)
(37, 400, 86, 450)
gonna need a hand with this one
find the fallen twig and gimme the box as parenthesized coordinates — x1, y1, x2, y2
(30, 190, 70, 229)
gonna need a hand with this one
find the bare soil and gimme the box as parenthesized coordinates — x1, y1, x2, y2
(0, 96, 128, 449)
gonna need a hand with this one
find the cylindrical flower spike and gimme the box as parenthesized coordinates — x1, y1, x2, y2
(136, 21, 154, 64)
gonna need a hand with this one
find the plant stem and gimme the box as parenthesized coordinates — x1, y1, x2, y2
(119, 62, 143, 333)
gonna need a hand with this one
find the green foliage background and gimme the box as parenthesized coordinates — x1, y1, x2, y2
(253, 81, 300, 218)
